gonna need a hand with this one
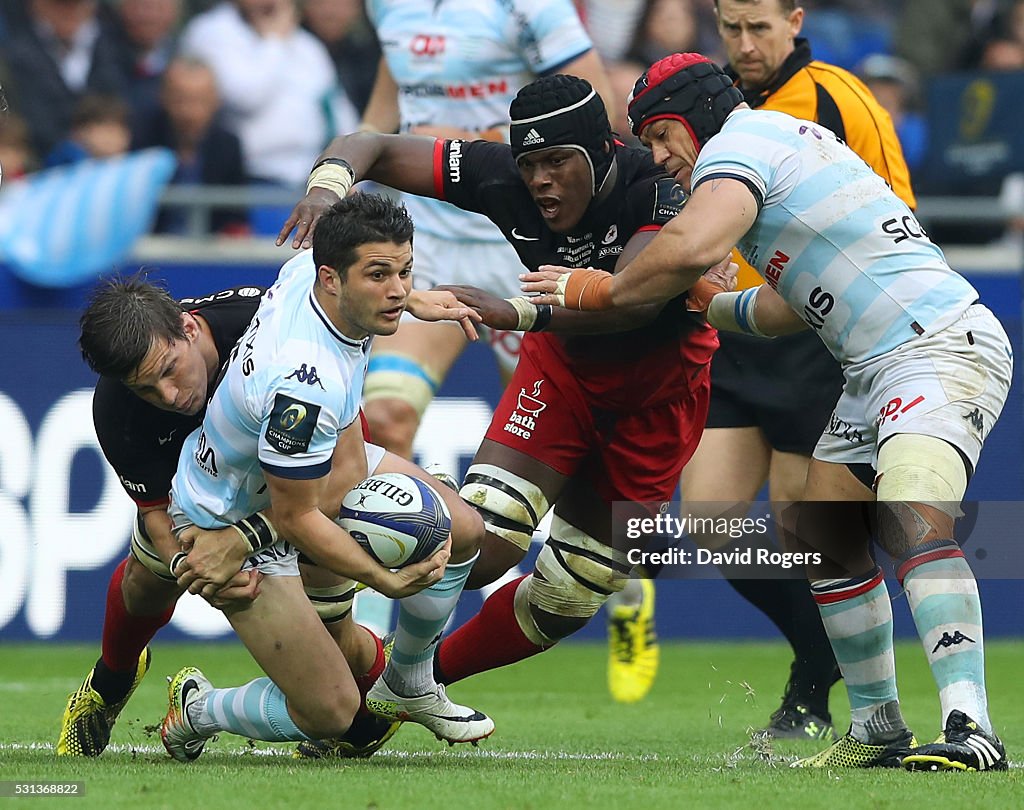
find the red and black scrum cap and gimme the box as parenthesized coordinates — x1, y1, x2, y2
(627, 53, 743, 149)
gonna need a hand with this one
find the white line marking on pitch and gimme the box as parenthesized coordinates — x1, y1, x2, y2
(0, 742, 662, 762)
(4, 742, 1019, 769)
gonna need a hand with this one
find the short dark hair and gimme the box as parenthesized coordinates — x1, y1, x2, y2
(312, 193, 414, 278)
(79, 274, 185, 378)
(71, 94, 130, 130)
(714, 0, 798, 14)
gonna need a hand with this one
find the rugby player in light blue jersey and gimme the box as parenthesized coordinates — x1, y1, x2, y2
(524, 53, 1013, 772)
(159, 194, 494, 761)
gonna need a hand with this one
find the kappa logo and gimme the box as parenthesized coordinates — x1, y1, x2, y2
(931, 629, 976, 653)
(285, 363, 325, 390)
(962, 407, 984, 433)
(521, 128, 544, 146)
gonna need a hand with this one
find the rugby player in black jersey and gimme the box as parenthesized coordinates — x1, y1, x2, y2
(278, 75, 733, 695)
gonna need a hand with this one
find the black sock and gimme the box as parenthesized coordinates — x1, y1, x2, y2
(88, 658, 137, 706)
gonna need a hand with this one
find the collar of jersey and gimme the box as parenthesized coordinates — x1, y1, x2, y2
(308, 292, 368, 350)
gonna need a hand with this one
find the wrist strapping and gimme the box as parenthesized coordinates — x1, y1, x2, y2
(230, 511, 279, 555)
(504, 297, 552, 332)
(706, 288, 771, 337)
(307, 157, 355, 198)
(169, 552, 188, 578)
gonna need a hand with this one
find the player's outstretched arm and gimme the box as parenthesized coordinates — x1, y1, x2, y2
(406, 289, 482, 341)
(278, 132, 440, 250)
(523, 178, 757, 310)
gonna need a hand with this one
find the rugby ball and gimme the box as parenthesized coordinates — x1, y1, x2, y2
(337, 473, 451, 568)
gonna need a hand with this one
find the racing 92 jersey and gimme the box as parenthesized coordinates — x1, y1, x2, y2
(693, 109, 977, 365)
(171, 252, 369, 529)
(369, 0, 594, 242)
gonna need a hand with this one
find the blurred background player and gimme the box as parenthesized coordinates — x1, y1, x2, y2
(280, 75, 726, 706)
(667, 0, 919, 741)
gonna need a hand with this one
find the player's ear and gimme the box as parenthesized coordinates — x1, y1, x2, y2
(317, 263, 341, 294)
(181, 311, 199, 342)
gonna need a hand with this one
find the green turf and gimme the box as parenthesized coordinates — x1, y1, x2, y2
(1, 640, 1020, 808)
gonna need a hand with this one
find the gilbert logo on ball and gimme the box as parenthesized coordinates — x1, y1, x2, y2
(337, 473, 451, 567)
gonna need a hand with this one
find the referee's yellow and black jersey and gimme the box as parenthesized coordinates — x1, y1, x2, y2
(726, 38, 915, 290)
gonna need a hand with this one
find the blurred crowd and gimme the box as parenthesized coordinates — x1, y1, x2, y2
(1, 0, 1023, 238)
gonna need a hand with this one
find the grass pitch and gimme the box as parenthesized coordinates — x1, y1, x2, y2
(1, 640, 1021, 809)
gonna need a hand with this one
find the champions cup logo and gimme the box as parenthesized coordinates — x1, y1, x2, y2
(280, 404, 306, 431)
(959, 80, 996, 142)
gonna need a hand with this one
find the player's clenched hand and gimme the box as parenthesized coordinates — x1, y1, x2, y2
(205, 570, 263, 611)
(174, 524, 249, 595)
(687, 256, 738, 313)
(276, 187, 341, 250)
(520, 266, 613, 310)
(406, 289, 482, 340)
(377, 537, 452, 599)
(434, 285, 519, 331)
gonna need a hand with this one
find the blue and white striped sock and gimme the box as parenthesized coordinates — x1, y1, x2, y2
(899, 539, 990, 731)
(386, 553, 478, 696)
(812, 567, 906, 743)
(190, 677, 311, 742)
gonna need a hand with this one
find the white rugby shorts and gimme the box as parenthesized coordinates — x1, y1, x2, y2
(814, 304, 1012, 471)
(401, 229, 525, 375)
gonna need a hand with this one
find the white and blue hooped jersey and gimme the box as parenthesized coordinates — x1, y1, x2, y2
(368, 0, 592, 242)
(171, 250, 370, 529)
(693, 109, 978, 366)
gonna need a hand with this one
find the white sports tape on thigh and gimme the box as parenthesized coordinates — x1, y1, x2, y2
(529, 515, 627, 619)
(875, 433, 968, 517)
(460, 463, 549, 551)
(304, 580, 358, 624)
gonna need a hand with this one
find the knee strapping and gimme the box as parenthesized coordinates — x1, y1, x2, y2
(460, 464, 549, 552)
(875, 434, 968, 517)
(527, 515, 629, 620)
(363, 352, 441, 418)
(304, 580, 357, 624)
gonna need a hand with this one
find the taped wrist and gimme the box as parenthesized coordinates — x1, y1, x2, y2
(169, 552, 188, 578)
(706, 288, 771, 337)
(563, 270, 613, 310)
(504, 297, 552, 332)
(307, 157, 355, 198)
(230, 511, 279, 555)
